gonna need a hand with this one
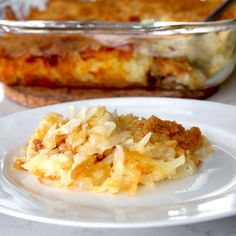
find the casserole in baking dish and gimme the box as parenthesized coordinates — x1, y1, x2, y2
(0, 0, 236, 103)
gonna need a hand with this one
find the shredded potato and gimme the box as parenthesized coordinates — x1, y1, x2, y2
(14, 106, 212, 195)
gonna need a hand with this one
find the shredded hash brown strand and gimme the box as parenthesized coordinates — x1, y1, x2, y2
(14, 106, 212, 195)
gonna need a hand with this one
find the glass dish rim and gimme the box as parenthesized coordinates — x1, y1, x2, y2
(0, 18, 235, 35)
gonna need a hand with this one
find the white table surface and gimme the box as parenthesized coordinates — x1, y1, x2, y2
(0, 72, 236, 236)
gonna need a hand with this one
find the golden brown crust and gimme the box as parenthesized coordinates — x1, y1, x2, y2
(4, 84, 218, 108)
(6, 0, 236, 22)
(129, 115, 203, 151)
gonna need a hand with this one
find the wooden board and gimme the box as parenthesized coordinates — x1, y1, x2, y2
(4, 85, 218, 108)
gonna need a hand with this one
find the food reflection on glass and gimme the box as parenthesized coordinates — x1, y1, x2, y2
(14, 106, 212, 195)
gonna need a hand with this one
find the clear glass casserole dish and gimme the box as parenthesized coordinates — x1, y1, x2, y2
(0, 0, 236, 99)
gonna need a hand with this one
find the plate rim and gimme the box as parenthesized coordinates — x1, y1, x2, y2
(0, 204, 235, 229)
(1, 96, 236, 122)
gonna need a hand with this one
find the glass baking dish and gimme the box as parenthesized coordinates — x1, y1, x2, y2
(0, 0, 236, 99)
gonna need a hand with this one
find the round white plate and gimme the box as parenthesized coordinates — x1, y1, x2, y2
(0, 97, 236, 228)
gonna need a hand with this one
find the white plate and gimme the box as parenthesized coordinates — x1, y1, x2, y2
(0, 97, 236, 228)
